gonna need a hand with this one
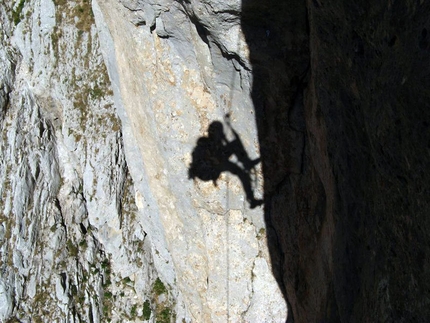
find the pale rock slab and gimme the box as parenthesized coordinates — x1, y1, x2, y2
(94, 0, 287, 321)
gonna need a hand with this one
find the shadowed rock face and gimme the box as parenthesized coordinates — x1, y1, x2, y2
(310, 2, 430, 321)
(243, 0, 430, 322)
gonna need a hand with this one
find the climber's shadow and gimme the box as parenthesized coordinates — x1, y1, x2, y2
(188, 116, 263, 209)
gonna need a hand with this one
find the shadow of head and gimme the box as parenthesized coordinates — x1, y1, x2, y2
(208, 121, 224, 139)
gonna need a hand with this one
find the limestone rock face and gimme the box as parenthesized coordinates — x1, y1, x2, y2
(93, 0, 286, 321)
(0, 0, 285, 322)
(1, 0, 162, 321)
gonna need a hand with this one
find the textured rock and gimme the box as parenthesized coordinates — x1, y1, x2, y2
(1, 0, 286, 322)
(1, 0, 160, 321)
(93, 0, 286, 321)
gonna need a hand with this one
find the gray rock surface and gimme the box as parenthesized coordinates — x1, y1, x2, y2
(1, 0, 160, 321)
(93, 0, 286, 321)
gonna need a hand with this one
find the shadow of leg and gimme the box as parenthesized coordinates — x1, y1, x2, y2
(224, 161, 263, 208)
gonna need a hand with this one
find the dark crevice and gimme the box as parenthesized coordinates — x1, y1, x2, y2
(215, 41, 251, 72)
(79, 223, 87, 235)
(193, 20, 209, 45)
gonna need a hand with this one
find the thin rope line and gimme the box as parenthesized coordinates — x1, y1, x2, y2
(224, 25, 242, 322)
(226, 67, 236, 323)
(226, 173, 230, 322)
(224, 105, 231, 323)
(225, 66, 235, 323)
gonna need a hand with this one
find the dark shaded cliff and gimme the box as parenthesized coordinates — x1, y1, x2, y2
(242, 0, 430, 322)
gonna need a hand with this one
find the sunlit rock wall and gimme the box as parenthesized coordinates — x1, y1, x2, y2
(94, 0, 286, 321)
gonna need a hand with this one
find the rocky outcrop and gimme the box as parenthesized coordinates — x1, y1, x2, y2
(1, 0, 164, 321)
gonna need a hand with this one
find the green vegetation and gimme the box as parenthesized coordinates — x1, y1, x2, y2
(103, 304, 110, 317)
(78, 292, 85, 304)
(156, 308, 172, 323)
(142, 300, 152, 320)
(120, 174, 139, 230)
(53, 0, 67, 5)
(153, 278, 167, 296)
(81, 271, 88, 283)
(151, 278, 175, 322)
(29, 281, 62, 321)
(90, 85, 104, 100)
(108, 113, 121, 132)
(49, 0, 118, 140)
(52, 0, 93, 32)
(69, 279, 87, 310)
(74, 0, 94, 32)
(66, 239, 78, 257)
(130, 304, 138, 317)
(257, 227, 266, 240)
(70, 284, 78, 296)
(101, 259, 109, 269)
(101, 256, 113, 321)
(103, 278, 112, 288)
(79, 239, 87, 249)
(12, 0, 26, 25)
